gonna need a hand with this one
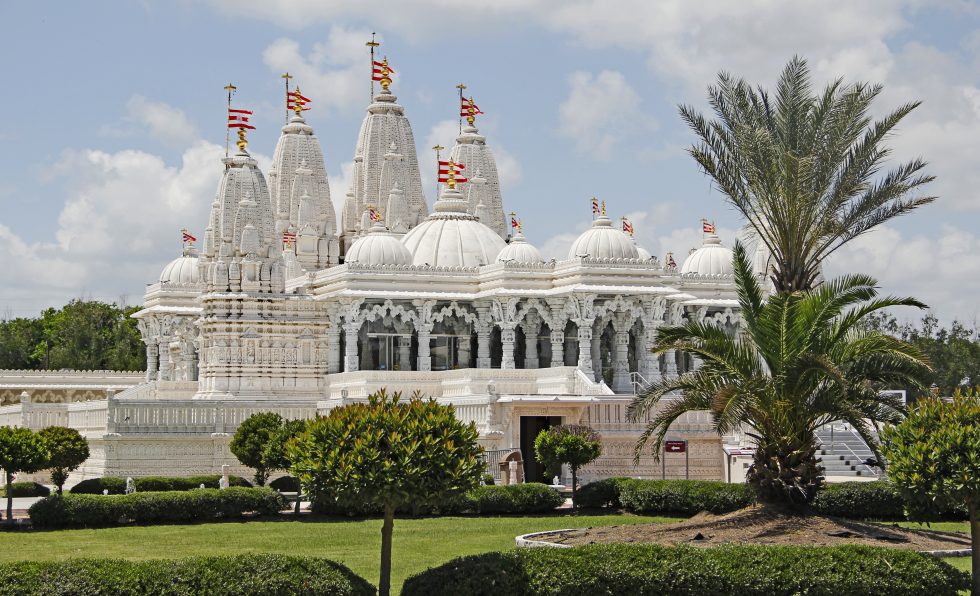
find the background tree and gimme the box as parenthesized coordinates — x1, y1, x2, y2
(680, 56, 934, 293)
(882, 395, 980, 594)
(262, 418, 307, 479)
(230, 412, 289, 486)
(0, 426, 49, 523)
(38, 426, 89, 494)
(534, 425, 602, 508)
(290, 389, 483, 596)
(629, 244, 930, 505)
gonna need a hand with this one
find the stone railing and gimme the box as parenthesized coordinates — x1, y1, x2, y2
(0, 403, 24, 427)
(107, 399, 319, 435)
(115, 381, 198, 401)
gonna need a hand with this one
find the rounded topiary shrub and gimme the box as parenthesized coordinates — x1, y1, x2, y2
(402, 544, 969, 596)
(269, 475, 301, 493)
(575, 477, 632, 509)
(29, 487, 287, 529)
(0, 554, 374, 595)
(0, 481, 50, 498)
(470, 483, 564, 514)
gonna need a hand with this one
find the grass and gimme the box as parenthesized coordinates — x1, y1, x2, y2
(0, 512, 677, 592)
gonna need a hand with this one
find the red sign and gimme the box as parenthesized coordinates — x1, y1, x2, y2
(665, 440, 687, 453)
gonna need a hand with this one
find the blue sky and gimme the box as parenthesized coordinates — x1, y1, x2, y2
(1, 1, 978, 323)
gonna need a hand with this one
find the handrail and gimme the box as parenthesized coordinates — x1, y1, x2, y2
(818, 423, 880, 477)
(629, 371, 649, 395)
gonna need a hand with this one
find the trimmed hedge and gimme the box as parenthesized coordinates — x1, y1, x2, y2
(575, 477, 632, 509)
(71, 475, 252, 495)
(810, 481, 967, 521)
(314, 483, 564, 516)
(618, 479, 754, 515)
(28, 487, 287, 528)
(0, 553, 374, 595)
(0, 481, 50, 498)
(402, 544, 970, 596)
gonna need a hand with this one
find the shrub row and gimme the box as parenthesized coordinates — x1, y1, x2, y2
(402, 544, 969, 596)
(810, 481, 967, 520)
(0, 553, 374, 595)
(28, 487, 287, 528)
(0, 481, 50, 498)
(314, 483, 564, 516)
(70, 475, 252, 495)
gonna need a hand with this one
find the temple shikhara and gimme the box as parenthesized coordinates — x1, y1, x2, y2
(0, 43, 762, 485)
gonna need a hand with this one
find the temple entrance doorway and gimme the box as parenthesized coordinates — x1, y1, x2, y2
(519, 415, 562, 483)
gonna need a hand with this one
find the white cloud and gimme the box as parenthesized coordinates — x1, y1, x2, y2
(262, 26, 375, 114)
(558, 70, 654, 160)
(826, 224, 980, 324)
(493, 145, 523, 189)
(125, 95, 199, 148)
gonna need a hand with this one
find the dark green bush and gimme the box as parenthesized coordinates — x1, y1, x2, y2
(575, 477, 632, 509)
(618, 479, 754, 515)
(810, 481, 967, 521)
(70, 475, 251, 495)
(402, 544, 969, 596)
(28, 487, 286, 528)
(269, 475, 301, 493)
(0, 481, 49, 498)
(313, 483, 563, 516)
(0, 553, 374, 595)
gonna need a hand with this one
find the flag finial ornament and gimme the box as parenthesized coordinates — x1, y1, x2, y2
(181, 229, 197, 245)
(509, 211, 521, 232)
(701, 218, 715, 234)
(622, 217, 634, 237)
(460, 96, 484, 127)
(228, 105, 255, 153)
(288, 86, 312, 115)
(438, 159, 467, 190)
(601, 201, 606, 216)
(372, 56, 395, 92)
(591, 197, 600, 217)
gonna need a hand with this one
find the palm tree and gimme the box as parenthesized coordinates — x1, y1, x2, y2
(627, 245, 930, 505)
(680, 56, 935, 293)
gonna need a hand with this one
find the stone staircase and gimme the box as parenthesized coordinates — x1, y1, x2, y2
(816, 424, 880, 478)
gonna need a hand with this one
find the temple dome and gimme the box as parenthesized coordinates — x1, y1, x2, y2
(345, 223, 413, 266)
(497, 230, 544, 263)
(680, 233, 734, 277)
(159, 248, 200, 285)
(402, 186, 505, 267)
(567, 214, 639, 260)
(635, 240, 652, 260)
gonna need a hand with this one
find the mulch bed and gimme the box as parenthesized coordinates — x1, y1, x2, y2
(539, 505, 971, 551)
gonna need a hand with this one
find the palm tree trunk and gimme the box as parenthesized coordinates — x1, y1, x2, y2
(747, 434, 822, 505)
(379, 504, 395, 596)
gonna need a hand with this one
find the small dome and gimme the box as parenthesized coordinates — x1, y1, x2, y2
(402, 187, 506, 267)
(345, 223, 413, 266)
(568, 214, 639, 260)
(635, 240, 652, 260)
(159, 249, 200, 285)
(680, 233, 734, 277)
(497, 230, 544, 263)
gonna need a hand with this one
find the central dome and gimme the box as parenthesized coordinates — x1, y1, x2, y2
(401, 187, 506, 267)
(159, 248, 200, 285)
(345, 223, 413, 266)
(567, 214, 639, 260)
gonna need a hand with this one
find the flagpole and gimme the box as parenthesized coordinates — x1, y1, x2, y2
(366, 33, 380, 101)
(432, 144, 444, 200)
(456, 83, 466, 134)
(281, 72, 293, 124)
(223, 83, 237, 158)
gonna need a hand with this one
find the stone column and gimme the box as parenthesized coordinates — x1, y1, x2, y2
(591, 326, 602, 382)
(664, 349, 678, 378)
(157, 338, 171, 381)
(576, 326, 593, 377)
(550, 330, 565, 367)
(343, 323, 360, 372)
(500, 327, 516, 369)
(397, 335, 412, 371)
(690, 354, 703, 372)
(644, 327, 662, 384)
(522, 322, 540, 369)
(417, 327, 432, 372)
(611, 326, 631, 393)
(145, 342, 159, 382)
(326, 328, 341, 374)
(457, 334, 471, 368)
(476, 327, 491, 369)
(181, 339, 197, 382)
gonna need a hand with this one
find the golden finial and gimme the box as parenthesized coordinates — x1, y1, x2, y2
(379, 57, 392, 91)
(601, 201, 607, 216)
(236, 128, 248, 152)
(293, 85, 304, 116)
(366, 33, 380, 49)
(446, 160, 459, 190)
(224, 83, 237, 93)
(466, 98, 476, 127)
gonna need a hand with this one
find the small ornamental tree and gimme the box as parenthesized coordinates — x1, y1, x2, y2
(289, 389, 483, 596)
(882, 395, 980, 595)
(534, 425, 602, 508)
(230, 412, 286, 486)
(0, 426, 49, 523)
(38, 426, 89, 494)
(262, 418, 306, 479)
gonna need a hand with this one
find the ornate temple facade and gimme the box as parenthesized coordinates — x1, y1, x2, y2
(0, 63, 756, 486)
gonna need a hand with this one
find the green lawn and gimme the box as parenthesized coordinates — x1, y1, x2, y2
(0, 513, 676, 592)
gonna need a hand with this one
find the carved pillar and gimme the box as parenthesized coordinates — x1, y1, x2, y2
(145, 342, 159, 382)
(664, 349, 678, 378)
(591, 324, 602, 382)
(157, 338, 171, 381)
(457, 332, 471, 368)
(500, 327, 516, 369)
(417, 326, 432, 372)
(644, 326, 662, 383)
(181, 338, 197, 382)
(326, 328, 341, 374)
(611, 316, 631, 393)
(550, 330, 565, 367)
(476, 327, 491, 369)
(397, 335, 412, 370)
(521, 318, 541, 369)
(343, 322, 360, 372)
(576, 325, 593, 376)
